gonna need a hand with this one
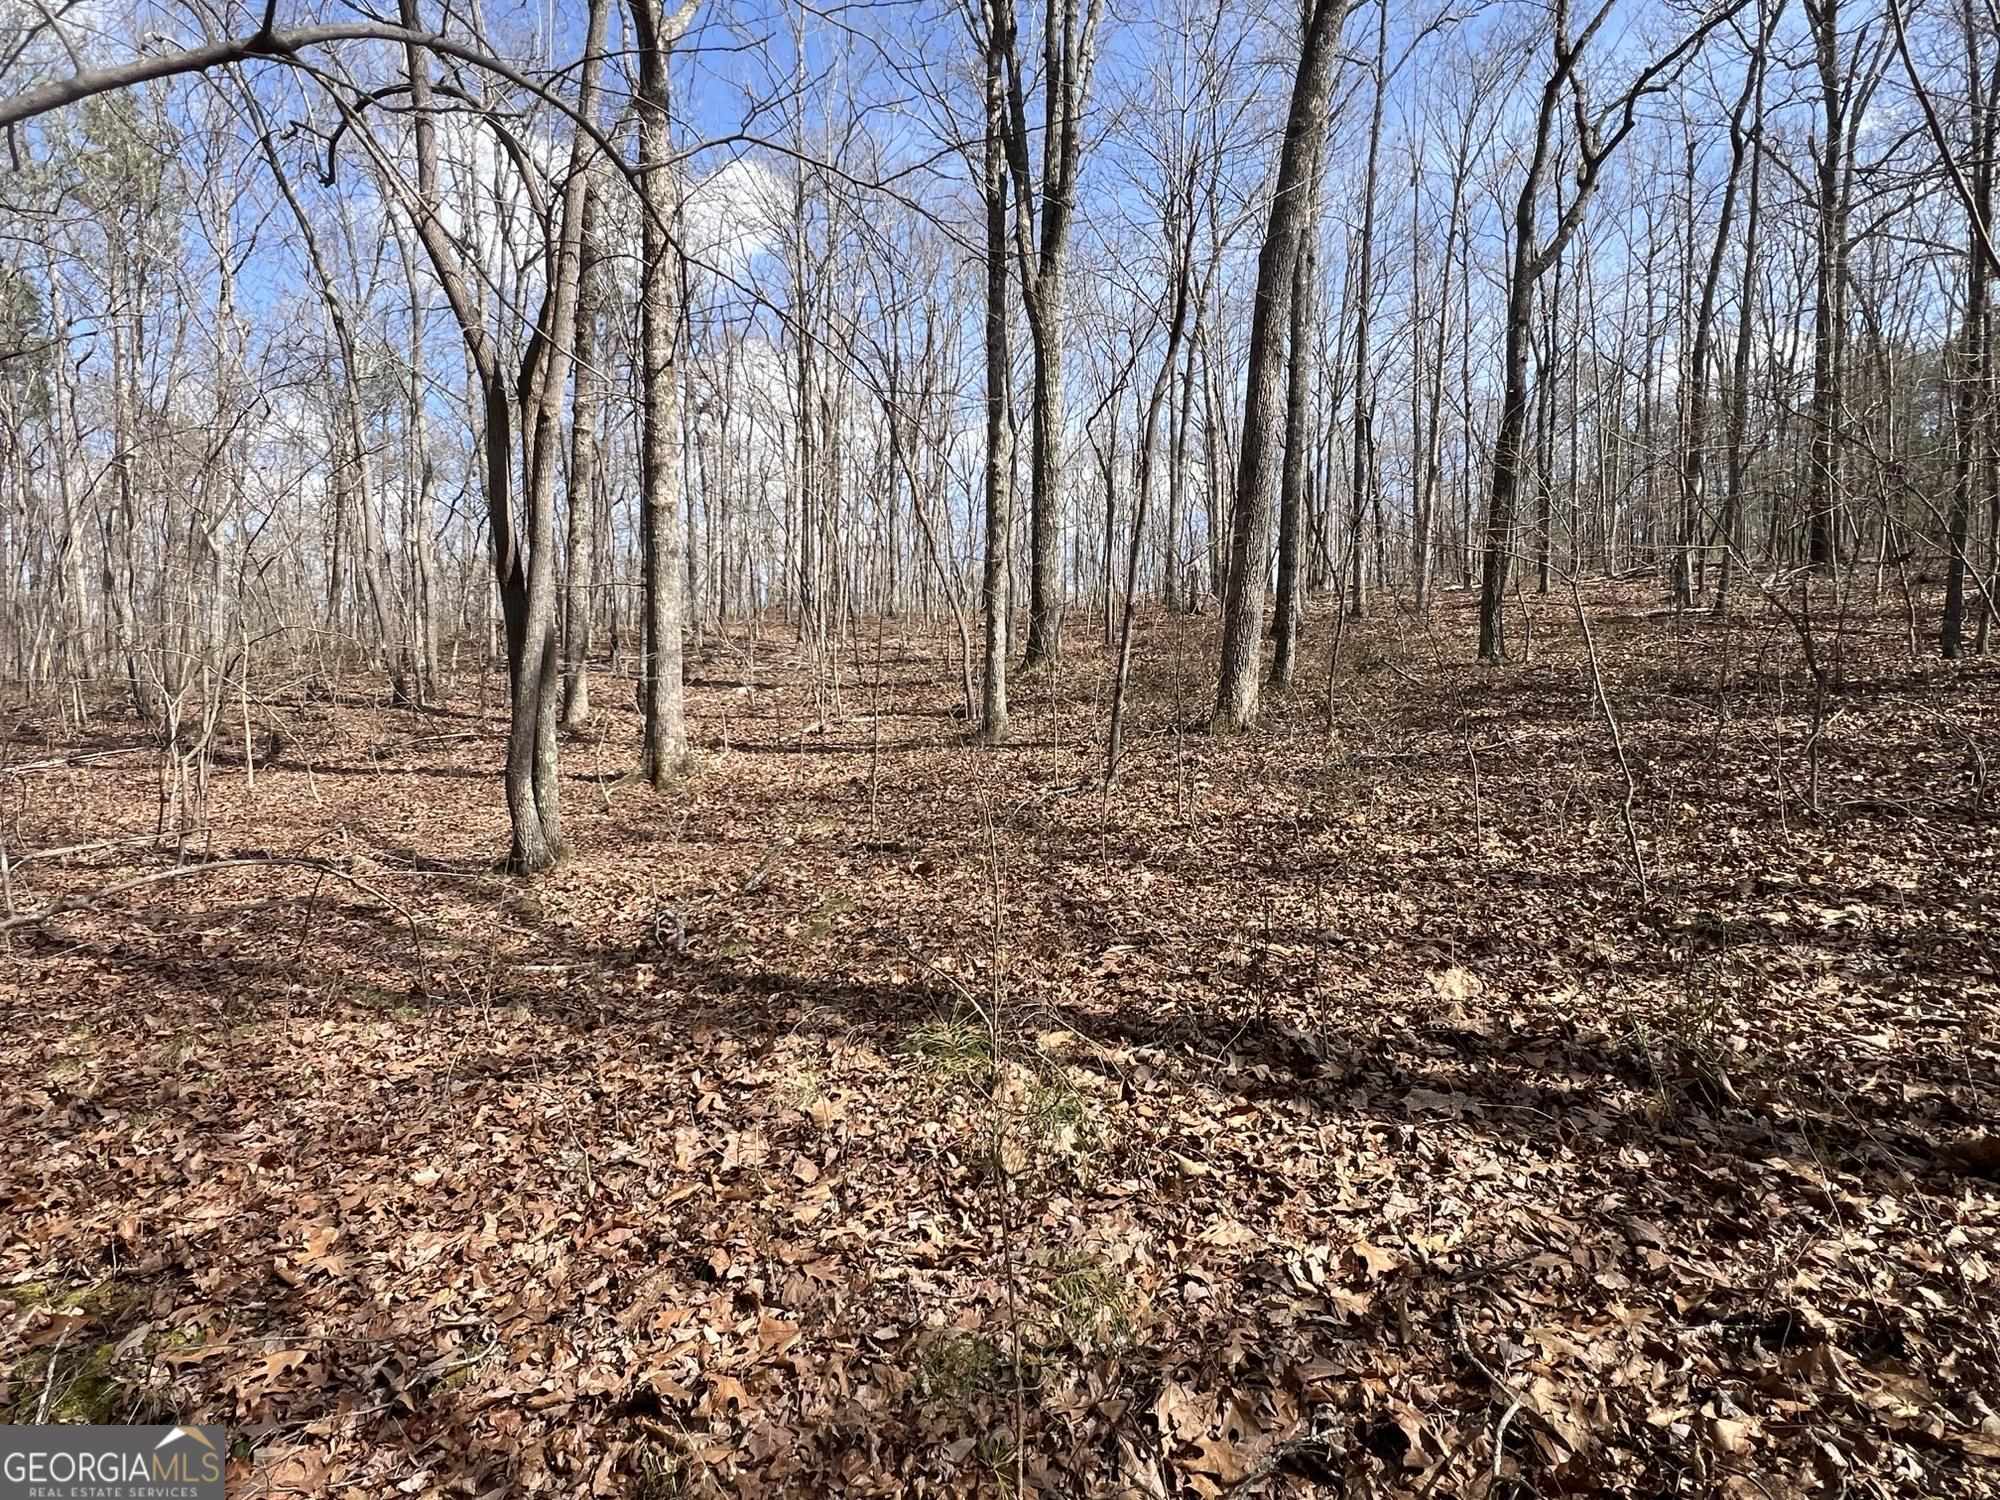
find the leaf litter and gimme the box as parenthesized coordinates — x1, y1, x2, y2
(1, 587, 1996, 1497)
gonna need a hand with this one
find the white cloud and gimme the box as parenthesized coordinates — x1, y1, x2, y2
(681, 157, 785, 280)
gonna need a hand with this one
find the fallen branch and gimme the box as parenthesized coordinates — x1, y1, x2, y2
(9, 833, 174, 866)
(2, 855, 429, 988)
(1570, 571, 1650, 900)
(0, 748, 153, 775)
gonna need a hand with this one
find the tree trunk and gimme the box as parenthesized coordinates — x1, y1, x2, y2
(1944, 3, 1992, 657)
(1686, 1, 1774, 617)
(630, 0, 698, 786)
(1164, 309, 1200, 611)
(980, 20, 1014, 741)
(1023, 285, 1066, 665)
(1534, 265, 1557, 595)
(996, 0, 1104, 670)
(1346, 0, 1386, 619)
(1713, 67, 1764, 618)
(1111, 172, 1199, 775)
(1477, 225, 1544, 662)
(1806, 0, 1849, 573)
(1214, 0, 1351, 730)
(1476, 0, 1681, 659)
(392, 0, 603, 869)
(1271, 142, 1323, 692)
(562, 178, 604, 727)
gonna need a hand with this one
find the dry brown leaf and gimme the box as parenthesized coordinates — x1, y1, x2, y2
(1198, 1217, 1257, 1248)
(1184, 1433, 1249, 1483)
(1350, 1240, 1406, 1278)
(1429, 967, 1483, 1002)
(757, 1314, 801, 1355)
(1153, 1380, 1210, 1442)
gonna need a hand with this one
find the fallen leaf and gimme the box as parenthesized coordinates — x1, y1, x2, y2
(1199, 1218, 1259, 1248)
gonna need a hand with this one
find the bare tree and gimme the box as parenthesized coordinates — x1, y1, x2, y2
(1476, 0, 1745, 663)
(629, 0, 700, 786)
(562, 172, 608, 729)
(994, 0, 1107, 668)
(977, 0, 1016, 741)
(1344, 0, 1388, 622)
(1214, 0, 1354, 730)
(1714, 0, 1776, 616)
(1676, 0, 1783, 609)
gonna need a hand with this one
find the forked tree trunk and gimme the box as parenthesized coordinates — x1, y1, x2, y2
(392, 0, 605, 869)
(1214, 0, 1352, 730)
(1476, 0, 1734, 660)
(1715, 2, 1775, 617)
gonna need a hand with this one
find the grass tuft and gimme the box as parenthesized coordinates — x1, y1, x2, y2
(1043, 1253, 1133, 1354)
(916, 1331, 1007, 1400)
(901, 1014, 994, 1087)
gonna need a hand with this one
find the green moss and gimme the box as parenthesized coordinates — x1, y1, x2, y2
(0, 1279, 174, 1425)
(1021, 1076, 1103, 1158)
(147, 1323, 206, 1355)
(3, 1278, 124, 1316)
(5, 1341, 129, 1424)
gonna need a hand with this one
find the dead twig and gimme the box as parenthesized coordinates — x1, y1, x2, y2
(35, 1324, 76, 1423)
(1569, 573, 1650, 899)
(2, 855, 430, 989)
(8, 833, 173, 866)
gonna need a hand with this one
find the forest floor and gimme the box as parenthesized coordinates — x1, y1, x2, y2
(2, 581, 1998, 1500)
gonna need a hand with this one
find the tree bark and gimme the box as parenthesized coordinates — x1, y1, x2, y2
(1944, 0, 1993, 657)
(1214, 0, 1351, 730)
(1346, 0, 1387, 620)
(1806, 0, 1849, 573)
(1270, 137, 1323, 693)
(629, 0, 699, 786)
(562, 178, 604, 728)
(979, 15, 1014, 741)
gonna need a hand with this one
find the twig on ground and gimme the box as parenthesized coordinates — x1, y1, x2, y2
(1570, 572, 1650, 899)
(3, 855, 430, 988)
(35, 1325, 75, 1424)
